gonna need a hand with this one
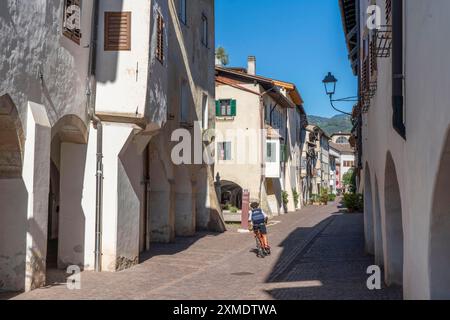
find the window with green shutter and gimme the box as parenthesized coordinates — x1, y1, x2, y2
(215, 99, 236, 117)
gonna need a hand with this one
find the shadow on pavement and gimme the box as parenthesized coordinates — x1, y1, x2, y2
(264, 213, 403, 300)
(139, 231, 222, 264)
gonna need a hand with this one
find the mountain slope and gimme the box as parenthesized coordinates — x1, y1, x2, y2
(307, 114, 352, 136)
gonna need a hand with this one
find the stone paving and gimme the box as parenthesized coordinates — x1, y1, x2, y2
(2, 202, 402, 300)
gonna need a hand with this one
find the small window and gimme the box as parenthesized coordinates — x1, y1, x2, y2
(336, 137, 349, 144)
(218, 142, 231, 161)
(201, 14, 208, 47)
(178, 0, 187, 25)
(63, 0, 82, 45)
(215, 100, 236, 117)
(104, 12, 131, 51)
(266, 142, 277, 163)
(156, 12, 165, 63)
(202, 93, 209, 130)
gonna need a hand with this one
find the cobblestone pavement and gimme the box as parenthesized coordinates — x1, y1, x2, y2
(3, 202, 402, 300)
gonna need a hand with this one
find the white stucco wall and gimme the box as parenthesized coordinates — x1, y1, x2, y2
(0, 0, 93, 132)
(358, 0, 450, 299)
(215, 84, 263, 198)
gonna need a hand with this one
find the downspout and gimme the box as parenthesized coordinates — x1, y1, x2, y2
(87, 0, 103, 272)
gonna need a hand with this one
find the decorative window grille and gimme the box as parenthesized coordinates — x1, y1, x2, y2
(63, 0, 82, 44)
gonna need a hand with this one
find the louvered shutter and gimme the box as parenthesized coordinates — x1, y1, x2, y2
(105, 12, 131, 51)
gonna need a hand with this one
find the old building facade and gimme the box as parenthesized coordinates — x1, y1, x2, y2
(340, 0, 450, 299)
(214, 58, 307, 216)
(0, 0, 223, 293)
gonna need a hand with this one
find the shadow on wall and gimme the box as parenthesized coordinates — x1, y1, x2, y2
(429, 128, 450, 299)
(95, 0, 123, 84)
(264, 213, 402, 300)
(0, 179, 28, 293)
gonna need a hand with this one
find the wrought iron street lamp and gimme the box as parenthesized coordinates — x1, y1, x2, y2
(322, 72, 358, 116)
(322, 72, 337, 97)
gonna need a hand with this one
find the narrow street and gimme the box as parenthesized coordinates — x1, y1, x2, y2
(5, 202, 401, 300)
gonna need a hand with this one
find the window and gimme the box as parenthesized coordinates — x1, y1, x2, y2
(392, 0, 405, 138)
(63, 0, 82, 44)
(104, 12, 131, 51)
(218, 142, 231, 161)
(280, 144, 288, 163)
(336, 137, 349, 144)
(156, 12, 164, 63)
(343, 161, 355, 168)
(180, 80, 189, 123)
(266, 142, 277, 163)
(202, 93, 208, 130)
(215, 100, 236, 117)
(178, 0, 187, 25)
(201, 14, 208, 47)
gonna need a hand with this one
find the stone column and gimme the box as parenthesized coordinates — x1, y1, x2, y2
(23, 102, 51, 292)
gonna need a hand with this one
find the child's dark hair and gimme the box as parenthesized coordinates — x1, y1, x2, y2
(250, 201, 259, 209)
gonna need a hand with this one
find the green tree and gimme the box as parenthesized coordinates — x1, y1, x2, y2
(343, 168, 354, 189)
(215, 46, 229, 66)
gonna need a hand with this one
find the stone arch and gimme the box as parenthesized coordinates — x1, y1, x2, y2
(174, 164, 195, 236)
(47, 114, 88, 271)
(364, 163, 375, 255)
(384, 151, 404, 286)
(373, 177, 384, 267)
(0, 94, 28, 291)
(0, 94, 24, 178)
(148, 135, 175, 244)
(429, 128, 450, 299)
(220, 180, 244, 210)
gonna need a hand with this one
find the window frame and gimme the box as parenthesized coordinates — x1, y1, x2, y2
(178, 0, 187, 25)
(63, 0, 82, 45)
(104, 11, 132, 51)
(201, 14, 208, 47)
(156, 11, 165, 64)
(218, 142, 232, 161)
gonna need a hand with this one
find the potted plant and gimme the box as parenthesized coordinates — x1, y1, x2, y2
(292, 188, 299, 209)
(281, 191, 289, 213)
(343, 193, 364, 213)
(320, 187, 329, 205)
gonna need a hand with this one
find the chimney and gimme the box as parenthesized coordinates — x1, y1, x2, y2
(247, 56, 256, 75)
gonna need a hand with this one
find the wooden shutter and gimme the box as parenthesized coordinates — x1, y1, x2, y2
(156, 13, 164, 63)
(105, 12, 131, 51)
(215, 101, 221, 116)
(230, 100, 237, 116)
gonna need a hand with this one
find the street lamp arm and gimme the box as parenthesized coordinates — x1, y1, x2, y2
(329, 96, 353, 116)
(331, 96, 359, 102)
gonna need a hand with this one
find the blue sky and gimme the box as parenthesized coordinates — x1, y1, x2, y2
(215, 0, 357, 118)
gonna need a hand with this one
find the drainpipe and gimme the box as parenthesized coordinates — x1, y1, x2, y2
(87, 0, 103, 272)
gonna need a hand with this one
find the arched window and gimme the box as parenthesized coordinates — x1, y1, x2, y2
(336, 136, 349, 144)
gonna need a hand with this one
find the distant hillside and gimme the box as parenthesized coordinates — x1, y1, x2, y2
(307, 114, 353, 136)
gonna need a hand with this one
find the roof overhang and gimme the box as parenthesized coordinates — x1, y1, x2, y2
(339, 0, 358, 75)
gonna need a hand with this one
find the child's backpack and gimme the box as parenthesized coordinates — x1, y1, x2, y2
(251, 208, 265, 225)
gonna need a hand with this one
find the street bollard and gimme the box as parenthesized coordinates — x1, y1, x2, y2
(241, 189, 250, 230)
